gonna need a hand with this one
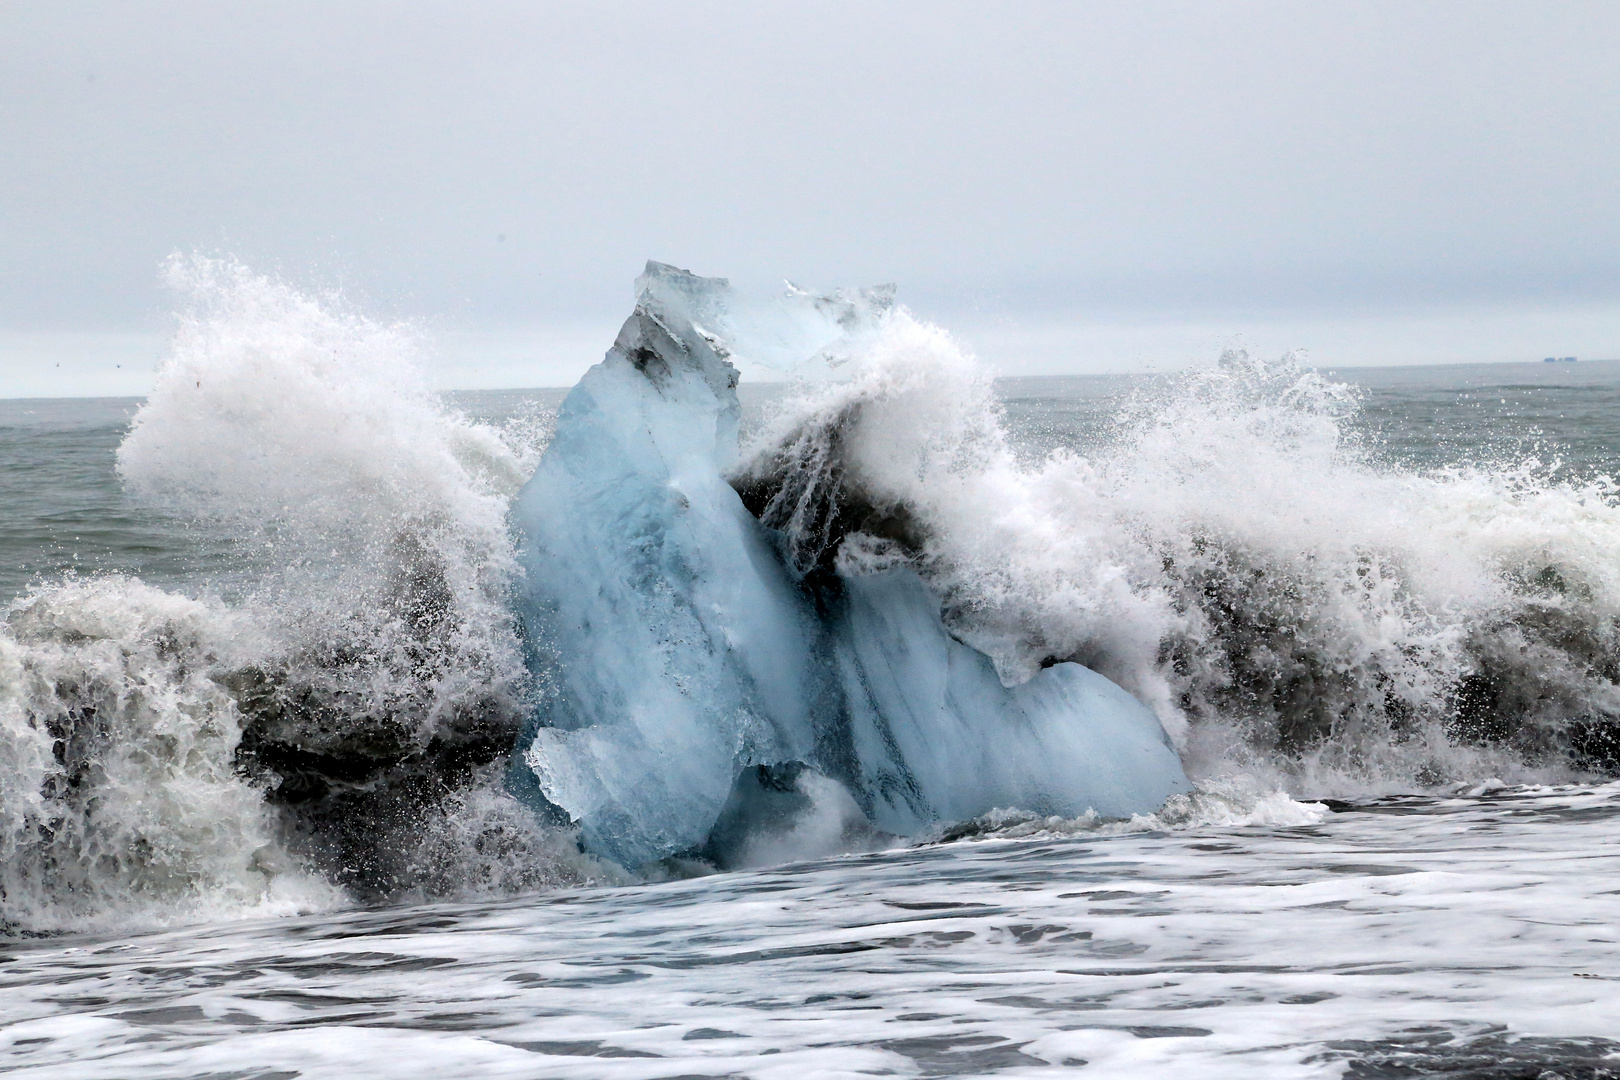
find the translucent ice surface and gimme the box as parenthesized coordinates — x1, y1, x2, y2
(833, 569, 1188, 834)
(635, 259, 896, 375)
(514, 270, 828, 867)
(512, 264, 1187, 867)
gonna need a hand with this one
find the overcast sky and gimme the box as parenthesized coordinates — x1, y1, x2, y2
(3, 1, 1619, 392)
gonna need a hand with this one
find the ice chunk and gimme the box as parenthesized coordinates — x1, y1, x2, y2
(513, 262, 1187, 868)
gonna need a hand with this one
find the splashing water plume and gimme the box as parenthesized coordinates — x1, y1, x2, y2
(738, 330, 1620, 796)
(3, 257, 600, 932)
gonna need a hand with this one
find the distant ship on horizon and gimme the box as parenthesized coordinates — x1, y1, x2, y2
(1544, 356, 1578, 362)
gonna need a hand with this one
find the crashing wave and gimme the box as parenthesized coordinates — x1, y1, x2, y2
(0, 577, 340, 934)
(9, 253, 1620, 933)
(737, 332, 1620, 795)
(3, 258, 601, 932)
(112, 255, 550, 898)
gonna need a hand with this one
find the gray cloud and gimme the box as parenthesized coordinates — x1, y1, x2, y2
(3, 0, 1618, 332)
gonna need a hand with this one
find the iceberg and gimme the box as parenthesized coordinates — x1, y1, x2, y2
(512, 263, 1188, 868)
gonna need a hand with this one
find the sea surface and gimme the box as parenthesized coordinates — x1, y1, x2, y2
(3, 357, 1620, 1077)
(10, 360, 1620, 602)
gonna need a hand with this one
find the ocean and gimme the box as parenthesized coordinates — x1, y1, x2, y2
(2, 270, 1619, 1078)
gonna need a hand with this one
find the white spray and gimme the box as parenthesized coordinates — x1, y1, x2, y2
(738, 318, 1620, 796)
(2, 257, 592, 933)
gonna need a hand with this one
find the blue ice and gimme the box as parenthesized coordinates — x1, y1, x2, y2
(512, 263, 1188, 867)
